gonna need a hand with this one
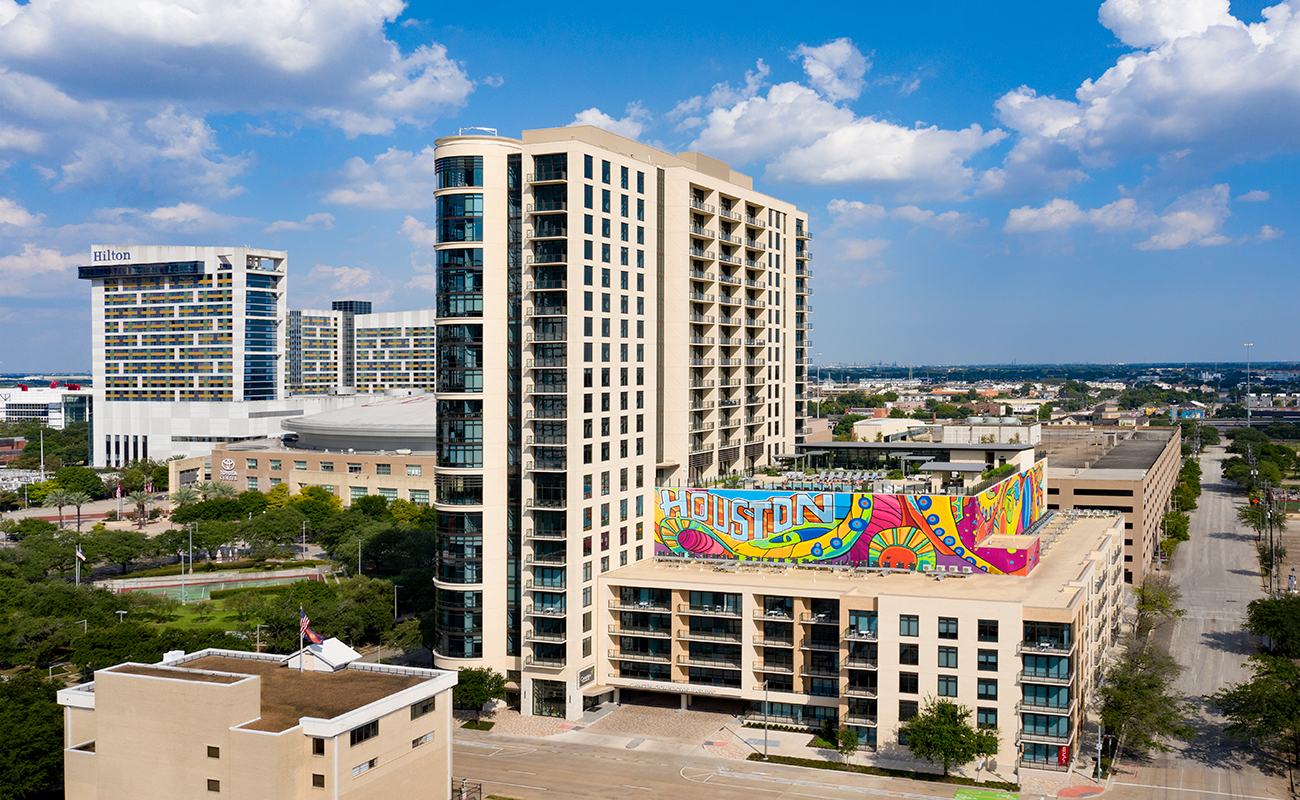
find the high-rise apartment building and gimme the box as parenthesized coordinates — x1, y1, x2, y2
(286, 303, 436, 396)
(427, 127, 812, 709)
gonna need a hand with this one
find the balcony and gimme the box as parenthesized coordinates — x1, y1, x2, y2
(745, 396, 763, 405)
(845, 656, 878, 669)
(800, 613, 839, 625)
(690, 226, 716, 239)
(524, 434, 567, 446)
(745, 215, 765, 227)
(524, 654, 566, 669)
(610, 598, 671, 613)
(525, 331, 566, 342)
(525, 357, 567, 368)
(744, 338, 765, 347)
(525, 383, 568, 395)
(676, 629, 742, 644)
(752, 634, 794, 647)
(753, 661, 794, 674)
(718, 253, 740, 265)
(689, 335, 716, 346)
(690, 380, 715, 388)
(801, 639, 841, 652)
(689, 423, 714, 433)
(677, 654, 742, 669)
(753, 608, 794, 620)
(795, 265, 813, 277)
(525, 497, 567, 510)
(525, 280, 567, 291)
(718, 273, 741, 286)
(719, 417, 740, 429)
(796, 426, 813, 436)
(796, 226, 812, 240)
(745, 238, 765, 249)
(527, 201, 567, 213)
(844, 714, 877, 727)
(718, 315, 742, 325)
(689, 248, 715, 259)
(745, 298, 766, 309)
(526, 306, 568, 317)
(525, 553, 567, 566)
(795, 249, 812, 260)
(1017, 697, 1076, 716)
(524, 604, 566, 618)
(719, 207, 741, 221)
(1018, 729, 1073, 745)
(527, 171, 567, 184)
(718, 232, 741, 244)
(800, 665, 840, 678)
(524, 578, 566, 591)
(689, 314, 715, 324)
(794, 322, 812, 331)
(525, 409, 566, 420)
(691, 199, 716, 214)
(524, 528, 566, 541)
(609, 624, 671, 639)
(1018, 670, 1073, 687)
(1019, 640, 1076, 657)
(524, 630, 566, 643)
(526, 253, 567, 265)
(718, 295, 740, 306)
(610, 649, 671, 664)
(689, 401, 715, 410)
(678, 603, 742, 618)
(843, 686, 878, 699)
(689, 292, 715, 303)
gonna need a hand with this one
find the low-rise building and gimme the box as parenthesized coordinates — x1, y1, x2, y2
(586, 471, 1123, 781)
(58, 640, 457, 800)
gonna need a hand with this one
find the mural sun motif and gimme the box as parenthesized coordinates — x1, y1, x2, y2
(867, 526, 937, 570)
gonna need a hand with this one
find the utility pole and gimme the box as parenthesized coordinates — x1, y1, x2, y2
(1244, 343, 1253, 426)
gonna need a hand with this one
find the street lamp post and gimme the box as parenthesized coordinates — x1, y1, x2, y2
(255, 623, 267, 653)
(762, 679, 770, 761)
(394, 584, 403, 620)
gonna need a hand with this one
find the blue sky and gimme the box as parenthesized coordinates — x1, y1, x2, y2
(0, 0, 1295, 371)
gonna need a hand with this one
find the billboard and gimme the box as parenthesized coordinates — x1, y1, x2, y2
(654, 461, 1044, 576)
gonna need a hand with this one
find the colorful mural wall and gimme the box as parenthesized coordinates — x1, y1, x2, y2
(654, 461, 1045, 576)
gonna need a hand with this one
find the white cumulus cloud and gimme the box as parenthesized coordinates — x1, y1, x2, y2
(0, 197, 43, 227)
(265, 213, 336, 233)
(1236, 190, 1269, 202)
(0, 243, 77, 296)
(569, 103, 651, 140)
(827, 199, 987, 234)
(793, 38, 870, 102)
(325, 146, 438, 210)
(1004, 185, 1236, 250)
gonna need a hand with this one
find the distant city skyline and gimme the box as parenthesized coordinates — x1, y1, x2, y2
(1, 0, 1298, 369)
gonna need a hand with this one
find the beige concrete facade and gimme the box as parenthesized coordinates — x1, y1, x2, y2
(58, 650, 456, 800)
(595, 514, 1125, 780)
(170, 442, 438, 507)
(1043, 428, 1181, 584)
(429, 127, 811, 718)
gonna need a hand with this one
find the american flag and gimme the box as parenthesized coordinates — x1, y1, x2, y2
(299, 607, 310, 636)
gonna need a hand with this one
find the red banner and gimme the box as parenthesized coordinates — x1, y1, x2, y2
(1057, 745, 1070, 766)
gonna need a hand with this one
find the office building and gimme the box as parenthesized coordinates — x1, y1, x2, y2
(58, 640, 457, 800)
(1040, 427, 1180, 584)
(286, 303, 437, 396)
(0, 386, 92, 430)
(426, 127, 812, 699)
(592, 466, 1124, 780)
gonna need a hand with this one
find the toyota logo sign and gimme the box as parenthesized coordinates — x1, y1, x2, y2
(221, 459, 235, 471)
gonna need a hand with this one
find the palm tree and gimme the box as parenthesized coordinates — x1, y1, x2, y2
(42, 489, 75, 529)
(194, 481, 216, 500)
(170, 487, 200, 509)
(125, 490, 151, 529)
(207, 481, 237, 499)
(66, 491, 92, 532)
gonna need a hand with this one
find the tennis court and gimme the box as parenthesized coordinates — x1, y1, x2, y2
(112, 572, 325, 603)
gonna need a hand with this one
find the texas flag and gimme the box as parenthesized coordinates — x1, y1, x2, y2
(115, 482, 121, 499)
(299, 607, 323, 645)
(75, 546, 86, 563)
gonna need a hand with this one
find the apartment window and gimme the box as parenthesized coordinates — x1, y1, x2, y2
(584, 240, 594, 260)
(411, 696, 436, 719)
(601, 218, 610, 238)
(977, 678, 998, 700)
(899, 643, 919, 665)
(601, 160, 610, 183)
(584, 291, 593, 311)
(376, 463, 391, 475)
(620, 165, 629, 188)
(584, 154, 593, 178)
(583, 561, 592, 581)
(635, 465, 644, 487)
(635, 545, 643, 560)
(270, 459, 281, 471)
(207, 780, 220, 792)
(319, 462, 334, 473)
(938, 618, 959, 640)
(583, 444, 592, 464)
(636, 171, 644, 193)
(937, 675, 958, 697)
(312, 774, 326, 788)
(602, 188, 611, 212)
(977, 649, 999, 671)
(352, 758, 377, 778)
(350, 720, 379, 747)
(620, 550, 628, 566)
(583, 587, 592, 607)
(584, 611, 592, 631)
(294, 460, 307, 471)
(270, 477, 281, 486)
(977, 708, 998, 729)
(899, 700, 919, 721)
(207, 746, 220, 758)
(405, 464, 421, 477)
(938, 646, 958, 669)
(900, 615, 919, 637)
(312, 737, 325, 755)
(584, 184, 593, 209)
(584, 264, 594, 284)
(246, 476, 258, 491)
(899, 672, 919, 694)
(583, 636, 592, 657)
(245, 459, 257, 469)
(978, 620, 999, 642)
(584, 214, 593, 234)
(600, 556, 609, 572)
(348, 463, 361, 474)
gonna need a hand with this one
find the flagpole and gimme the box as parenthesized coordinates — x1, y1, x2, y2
(299, 606, 304, 673)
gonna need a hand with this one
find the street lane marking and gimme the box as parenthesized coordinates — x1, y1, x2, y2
(508, 770, 536, 775)
(465, 777, 549, 791)
(622, 785, 653, 791)
(1112, 782, 1277, 800)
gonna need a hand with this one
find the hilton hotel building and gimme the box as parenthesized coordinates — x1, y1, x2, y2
(427, 127, 813, 713)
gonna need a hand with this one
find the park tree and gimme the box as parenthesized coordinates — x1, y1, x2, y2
(1100, 634, 1196, 757)
(836, 727, 860, 760)
(67, 491, 92, 532)
(351, 494, 391, 519)
(169, 486, 200, 509)
(898, 698, 999, 776)
(55, 465, 107, 499)
(1134, 575, 1187, 638)
(264, 482, 290, 509)
(0, 672, 64, 799)
(1207, 655, 1300, 772)
(1243, 594, 1300, 658)
(454, 666, 507, 723)
(90, 527, 149, 574)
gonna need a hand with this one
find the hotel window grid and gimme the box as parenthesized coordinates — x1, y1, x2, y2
(938, 617, 959, 639)
(900, 615, 919, 637)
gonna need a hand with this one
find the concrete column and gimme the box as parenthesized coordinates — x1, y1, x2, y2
(680, 693, 688, 711)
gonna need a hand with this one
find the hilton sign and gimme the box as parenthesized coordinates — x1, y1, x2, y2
(91, 249, 131, 262)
